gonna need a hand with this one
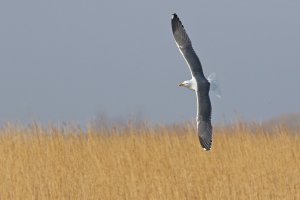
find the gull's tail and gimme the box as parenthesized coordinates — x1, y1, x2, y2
(208, 73, 222, 98)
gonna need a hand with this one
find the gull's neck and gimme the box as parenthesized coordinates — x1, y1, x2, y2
(188, 77, 197, 91)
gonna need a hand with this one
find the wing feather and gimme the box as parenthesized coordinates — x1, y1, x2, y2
(196, 91, 212, 151)
(171, 14, 205, 78)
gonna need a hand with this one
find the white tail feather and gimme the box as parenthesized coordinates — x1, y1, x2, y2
(208, 73, 222, 98)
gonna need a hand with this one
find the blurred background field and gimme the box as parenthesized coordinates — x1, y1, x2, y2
(0, 121, 299, 199)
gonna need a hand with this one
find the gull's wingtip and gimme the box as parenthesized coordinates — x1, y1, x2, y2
(198, 123, 212, 151)
(200, 138, 212, 151)
(171, 13, 181, 33)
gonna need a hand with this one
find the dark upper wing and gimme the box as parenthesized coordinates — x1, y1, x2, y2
(196, 90, 212, 151)
(171, 13, 205, 78)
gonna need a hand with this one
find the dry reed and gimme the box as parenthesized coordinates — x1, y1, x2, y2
(0, 122, 299, 199)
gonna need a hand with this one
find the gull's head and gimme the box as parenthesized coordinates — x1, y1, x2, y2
(178, 81, 189, 87)
(178, 80, 193, 90)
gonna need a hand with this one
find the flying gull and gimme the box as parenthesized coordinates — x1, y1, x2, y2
(171, 13, 212, 151)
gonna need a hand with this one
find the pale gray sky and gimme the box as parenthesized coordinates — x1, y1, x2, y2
(1, 1, 299, 125)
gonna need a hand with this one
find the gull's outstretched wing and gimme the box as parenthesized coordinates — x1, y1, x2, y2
(171, 13, 205, 79)
(196, 90, 212, 151)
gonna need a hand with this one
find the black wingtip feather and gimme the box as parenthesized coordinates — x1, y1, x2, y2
(199, 137, 212, 151)
(171, 13, 181, 33)
(172, 13, 178, 19)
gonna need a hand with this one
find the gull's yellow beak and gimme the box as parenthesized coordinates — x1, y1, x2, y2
(178, 82, 184, 86)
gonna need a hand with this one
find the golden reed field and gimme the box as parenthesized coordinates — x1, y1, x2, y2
(0, 122, 299, 199)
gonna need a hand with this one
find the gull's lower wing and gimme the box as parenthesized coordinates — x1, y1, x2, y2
(196, 91, 212, 150)
(171, 13, 205, 78)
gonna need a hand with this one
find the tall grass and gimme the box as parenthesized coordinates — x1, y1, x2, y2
(0, 122, 299, 199)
